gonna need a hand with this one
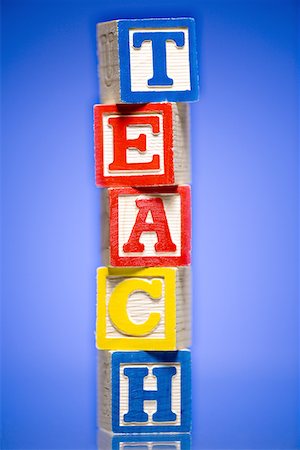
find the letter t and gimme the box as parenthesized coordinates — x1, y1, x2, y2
(133, 31, 185, 86)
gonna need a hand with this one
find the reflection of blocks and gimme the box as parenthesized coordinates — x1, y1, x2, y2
(96, 267, 191, 350)
(97, 18, 199, 104)
(94, 103, 190, 187)
(101, 186, 191, 267)
(98, 350, 191, 433)
(98, 429, 191, 450)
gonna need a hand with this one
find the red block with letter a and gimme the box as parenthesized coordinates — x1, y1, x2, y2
(94, 103, 190, 187)
(101, 185, 191, 267)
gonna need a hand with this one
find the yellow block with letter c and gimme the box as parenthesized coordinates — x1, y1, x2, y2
(96, 267, 176, 350)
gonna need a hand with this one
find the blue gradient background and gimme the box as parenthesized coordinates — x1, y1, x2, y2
(1, 0, 299, 449)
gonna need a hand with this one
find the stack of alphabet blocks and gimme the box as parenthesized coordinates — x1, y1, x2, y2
(94, 17, 199, 449)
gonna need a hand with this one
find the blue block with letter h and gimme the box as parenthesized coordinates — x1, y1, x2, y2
(97, 18, 199, 104)
(98, 350, 191, 433)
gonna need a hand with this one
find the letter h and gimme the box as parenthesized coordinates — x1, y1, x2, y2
(123, 366, 177, 423)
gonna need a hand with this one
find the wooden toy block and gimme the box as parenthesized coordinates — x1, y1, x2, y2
(98, 429, 191, 450)
(94, 102, 190, 187)
(98, 350, 191, 433)
(101, 186, 191, 267)
(96, 266, 191, 351)
(97, 18, 199, 104)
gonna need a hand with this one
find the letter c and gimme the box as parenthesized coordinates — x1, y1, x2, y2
(108, 278, 162, 336)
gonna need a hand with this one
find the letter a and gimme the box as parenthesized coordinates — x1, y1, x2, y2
(123, 198, 176, 253)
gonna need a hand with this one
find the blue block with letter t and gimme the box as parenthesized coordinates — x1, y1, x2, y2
(97, 18, 199, 103)
(97, 350, 191, 433)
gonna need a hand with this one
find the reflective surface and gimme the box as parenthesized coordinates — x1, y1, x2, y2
(97, 431, 191, 450)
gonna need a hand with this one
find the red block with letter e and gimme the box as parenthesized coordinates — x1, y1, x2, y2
(94, 103, 190, 187)
(101, 186, 191, 266)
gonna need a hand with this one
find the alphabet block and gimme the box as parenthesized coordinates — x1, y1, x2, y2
(98, 350, 191, 433)
(101, 186, 191, 267)
(94, 102, 190, 187)
(98, 429, 191, 450)
(97, 18, 199, 104)
(96, 267, 191, 351)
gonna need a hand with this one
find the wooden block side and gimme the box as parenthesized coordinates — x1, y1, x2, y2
(97, 350, 112, 432)
(176, 266, 191, 348)
(97, 21, 120, 104)
(173, 103, 191, 185)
